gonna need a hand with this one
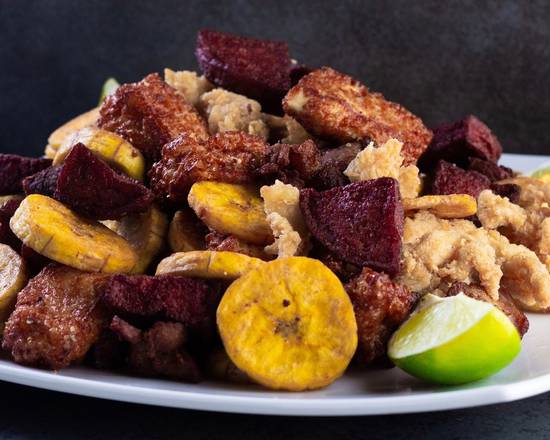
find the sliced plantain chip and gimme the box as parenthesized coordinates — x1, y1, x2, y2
(188, 182, 272, 245)
(168, 209, 206, 253)
(10, 194, 138, 273)
(103, 206, 168, 274)
(156, 250, 265, 279)
(217, 256, 357, 391)
(54, 127, 145, 181)
(0, 244, 27, 323)
(403, 194, 477, 218)
(47, 107, 100, 152)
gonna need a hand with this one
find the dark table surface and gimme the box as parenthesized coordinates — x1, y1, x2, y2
(1, 1, 550, 438)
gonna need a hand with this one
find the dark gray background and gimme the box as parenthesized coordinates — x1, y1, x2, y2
(1, 1, 550, 439)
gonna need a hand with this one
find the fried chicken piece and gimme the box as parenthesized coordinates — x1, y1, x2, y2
(283, 67, 432, 165)
(345, 267, 417, 363)
(110, 316, 201, 382)
(205, 231, 271, 260)
(149, 131, 268, 202)
(446, 282, 528, 337)
(98, 73, 208, 163)
(2, 265, 108, 369)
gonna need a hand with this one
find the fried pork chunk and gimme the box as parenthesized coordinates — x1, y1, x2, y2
(98, 73, 208, 163)
(345, 267, 417, 363)
(2, 265, 108, 369)
(398, 211, 550, 311)
(149, 131, 268, 202)
(283, 67, 432, 165)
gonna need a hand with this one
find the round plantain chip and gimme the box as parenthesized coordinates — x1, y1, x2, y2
(217, 256, 358, 391)
(10, 194, 138, 273)
(0, 244, 27, 323)
(188, 182, 273, 245)
(156, 250, 265, 280)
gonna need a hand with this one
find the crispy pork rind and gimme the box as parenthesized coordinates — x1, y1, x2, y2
(149, 131, 268, 202)
(196, 30, 291, 114)
(0, 154, 51, 195)
(54, 144, 154, 220)
(430, 160, 491, 198)
(98, 73, 208, 163)
(345, 267, 417, 363)
(100, 274, 219, 333)
(344, 138, 421, 198)
(446, 282, 528, 337)
(313, 142, 362, 190)
(164, 69, 213, 107)
(283, 67, 432, 165)
(300, 178, 404, 276)
(2, 265, 108, 369)
(418, 115, 502, 170)
(22, 166, 61, 197)
(199, 88, 269, 140)
(110, 317, 201, 382)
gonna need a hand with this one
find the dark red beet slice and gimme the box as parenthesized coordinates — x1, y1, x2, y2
(431, 160, 491, 198)
(196, 30, 291, 114)
(54, 143, 154, 220)
(23, 166, 61, 196)
(467, 157, 514, 182)
(0, 154, 51, 195)
(300, 178, 403, 276)
(491, 183, 521, 204)
(0, 198, 22, 250)
(418, 115, 502, 171)
(20, 244, 51, 275)
(100, 274, 220, 332)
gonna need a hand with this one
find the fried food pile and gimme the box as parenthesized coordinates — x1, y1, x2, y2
(0, 29, 543, 391)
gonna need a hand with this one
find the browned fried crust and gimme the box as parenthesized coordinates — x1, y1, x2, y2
(2, 265, 108, 370)
(149, 131, 268, 202)
(345, 267, 417, 364)
(446, 282, 529, 337)
(283, 67, 432, 165)
(98, 73, 208, 163)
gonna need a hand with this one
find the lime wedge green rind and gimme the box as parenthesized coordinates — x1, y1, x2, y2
(98, 77, 120, 104)
(391, 307, 521, 385)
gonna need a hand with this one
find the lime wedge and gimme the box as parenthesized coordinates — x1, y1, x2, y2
(531, 166, 550, 183)
(98, 77, 120, 104)
(388, 293, 521, 385)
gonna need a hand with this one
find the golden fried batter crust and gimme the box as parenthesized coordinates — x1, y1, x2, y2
(98, 73, 208, 163)
(283, 67, 432, 165)
(2, 265, 108, 370)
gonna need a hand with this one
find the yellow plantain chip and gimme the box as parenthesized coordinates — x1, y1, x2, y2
(44, 144, 57, 159)
(188, 182, 273, 245)
(103, 206, 168, 274)
(168, 209, 206, 253)
(403, 194, 477, 218)
(54, 126, 145, 181)
(47, 107, 100, 150)
(156, 250, 265, 279)
(10, 195, 138, 273)
(0, 244, 27, 323)
(217, 257, 358, 391)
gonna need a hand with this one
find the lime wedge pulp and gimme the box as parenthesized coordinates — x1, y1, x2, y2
(98, 77, 120, 104)
(388, 293, 521, 385)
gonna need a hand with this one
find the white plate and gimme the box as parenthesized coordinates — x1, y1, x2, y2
(0, 153, 549, 416)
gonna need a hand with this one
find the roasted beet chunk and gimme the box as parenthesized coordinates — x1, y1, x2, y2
(54, 144, 154, 220)
(196, 30, 291, 114)
(490, 183, 521, 204)
(346, 268, 417, 363)
(0, 197, 22, 249)
(467, 157, 514, 182)
(419, 115, 502, 171)
(100, 274, 220, 333)
(430, 160, 491, 198)
(312, 143, 362, 190)
(0, 154, 51, 194)
(23, 166, 61, 196)
(300, 178, 404, 276)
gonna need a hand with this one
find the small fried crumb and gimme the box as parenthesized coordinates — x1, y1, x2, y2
(164, 69, 213, 106)
(477, 189, 527, 230)
(264, 213, 302, 258)
(263, 114, 311, 144)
